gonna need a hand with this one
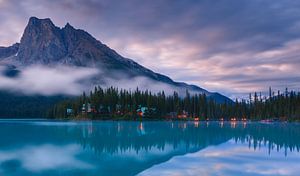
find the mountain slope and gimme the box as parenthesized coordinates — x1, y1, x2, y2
(0, 17, 231, 103)
(0, 43, 19, 59)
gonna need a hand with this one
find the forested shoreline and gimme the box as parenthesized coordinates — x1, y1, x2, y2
(49, 86, 300, 121)
(0, 91, 66, 118)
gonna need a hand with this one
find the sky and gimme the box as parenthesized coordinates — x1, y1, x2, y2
(0, 0, 300, 99)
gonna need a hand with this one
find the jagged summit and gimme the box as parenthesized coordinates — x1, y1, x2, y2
(28, 17, 54, 26)
(17, 17, 65, 65)
(13, 17, 123, 67)
(0, 17, 231, 102)
(64, 22, 73, 29)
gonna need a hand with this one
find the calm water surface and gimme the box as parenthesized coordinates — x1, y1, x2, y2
(0, 120, 299, 176)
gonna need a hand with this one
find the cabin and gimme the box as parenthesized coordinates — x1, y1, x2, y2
(166, 112, 177, 119)
(98, 105, 111, 115)
(82, 103, 97, 114)
(137, 107, 148, 117)
(82, 104, 86, 113)
(137, 106, 156, 117)
(115, 104, 123, 115)
(178, 110, 189, 119)
(87, 103, 92, 113)
(66, 108, 73, 116)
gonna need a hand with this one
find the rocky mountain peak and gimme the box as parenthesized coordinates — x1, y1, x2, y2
(64, 22, 74, 29)
(24, 17, 59, 39)
(0, 17, 231, 102)
(28, 17, 54, 27)
(16, 17, 66, 65)
(15, 17, 107, 66)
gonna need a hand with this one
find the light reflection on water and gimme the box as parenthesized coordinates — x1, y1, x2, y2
(0, 120, 299, 176)
(139, 139, 300, 176)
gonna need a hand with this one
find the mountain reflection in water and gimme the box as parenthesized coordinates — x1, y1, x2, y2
(0, 120, 299, 176)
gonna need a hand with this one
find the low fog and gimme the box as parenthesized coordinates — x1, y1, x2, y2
(0, 65, 192, 97)
(0, 65, 99, 96)
(102, 76, 207, 97)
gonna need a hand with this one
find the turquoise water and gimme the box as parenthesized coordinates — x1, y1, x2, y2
(0, 120, 299, 176)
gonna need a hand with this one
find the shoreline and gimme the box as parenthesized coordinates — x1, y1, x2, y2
(0, 117, 298, 123)
(50, 117, 300, 123)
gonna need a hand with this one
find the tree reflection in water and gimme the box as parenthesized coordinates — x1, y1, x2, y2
(0, 121, 299, 176)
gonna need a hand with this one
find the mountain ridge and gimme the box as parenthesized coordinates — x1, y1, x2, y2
(0, 17, 231, 103)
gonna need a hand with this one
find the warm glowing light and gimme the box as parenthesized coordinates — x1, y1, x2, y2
(243, 122, 247, 128)
(231, 121, 237, 128)
(178, 114, 188, 118)
(137, 112, 143, 117)
(183, 123, 187, 129)
(139, 122, 144, 131)
(220, 121, 224, 128)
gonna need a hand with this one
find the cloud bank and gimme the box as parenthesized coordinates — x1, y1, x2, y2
(0, 65, 99, 96)
(0, 65, 191, 97)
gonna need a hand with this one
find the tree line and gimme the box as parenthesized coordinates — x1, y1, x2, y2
(0, 90, 65, 118)
(49, 86, 300, 121)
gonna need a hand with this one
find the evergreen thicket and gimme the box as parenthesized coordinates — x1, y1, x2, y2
(50, 86, 300, 121)
(0, 91, 65, 118)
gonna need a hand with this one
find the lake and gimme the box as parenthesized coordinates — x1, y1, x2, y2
(0, 120, 299, 176)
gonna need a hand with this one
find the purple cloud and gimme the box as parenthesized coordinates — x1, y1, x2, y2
(1, 0, 300, 98)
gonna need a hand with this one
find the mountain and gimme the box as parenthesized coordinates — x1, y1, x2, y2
(0, 17, 231, 103)
(0, 43, 19, 59)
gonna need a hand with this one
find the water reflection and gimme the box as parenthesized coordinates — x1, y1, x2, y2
(139, 140, 300, 176)
(0, 121, 299, 176)
(0, 144, 93, 173)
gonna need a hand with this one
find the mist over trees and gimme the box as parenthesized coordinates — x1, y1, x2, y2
(50, 86, 300, 121)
